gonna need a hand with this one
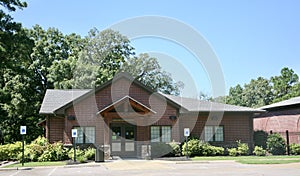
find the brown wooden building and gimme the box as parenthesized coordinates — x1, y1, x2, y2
(39, 73, 263, 158)
(254, 96, 300, 144)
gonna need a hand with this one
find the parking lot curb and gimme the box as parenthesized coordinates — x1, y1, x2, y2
(0, 167, 33, 171)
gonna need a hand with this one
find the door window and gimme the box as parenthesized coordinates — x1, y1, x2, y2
(112, 127, 121, 141)
(125, 126, 135, 140)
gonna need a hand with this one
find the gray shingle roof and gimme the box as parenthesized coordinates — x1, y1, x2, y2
(259, 96, 300, 110)
(40, 89, 264, 115)
(162, 94, 264, 113)
(39, 89, 91, 114)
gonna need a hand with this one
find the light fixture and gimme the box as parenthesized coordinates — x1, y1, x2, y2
(169, 115, 177, 120)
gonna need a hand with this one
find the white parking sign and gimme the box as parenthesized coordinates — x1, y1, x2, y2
(20, 126, 26, 135)
(184, 128, 190, 137)
(72, 129, 78, 138)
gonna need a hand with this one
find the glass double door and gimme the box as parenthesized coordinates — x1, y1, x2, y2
(110, 123, 136, 157)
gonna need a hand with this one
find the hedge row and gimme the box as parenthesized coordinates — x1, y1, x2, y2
(0, 136, 95, 162)
(1, 134, 300, 161)
(181, 139, 224, 157)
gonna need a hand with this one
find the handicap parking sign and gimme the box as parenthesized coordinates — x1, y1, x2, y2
(184, 128, 190, 137)
(20, 126, 26, 135)
(72, 129, 78, 138)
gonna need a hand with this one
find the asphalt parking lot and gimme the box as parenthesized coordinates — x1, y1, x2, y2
(1, 160, 300, 176)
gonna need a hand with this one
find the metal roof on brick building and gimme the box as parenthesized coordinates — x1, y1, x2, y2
(259, 96, 300, 110)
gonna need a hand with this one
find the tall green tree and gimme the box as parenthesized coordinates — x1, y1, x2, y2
(71, 28, 182, 95)
(271, 67, 299, 103)
(226, 84, 245, 106)
(72, 28, 135, 88)
(0, 0, 27, 69)
(0, 0, 34, 143)
(121, 53, 184, 95)
(242, 77, 273, 108)
(225, 67, 299, 108)
(28, 25, 86, 91)
(1, 23, 85, 143)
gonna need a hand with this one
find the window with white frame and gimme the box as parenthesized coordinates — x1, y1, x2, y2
(151, 126, 171, 143)
(204, 126, 224, 142)
(151, 126, 160, 142)
(73, 126, 95, 144)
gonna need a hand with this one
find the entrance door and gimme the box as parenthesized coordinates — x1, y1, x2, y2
(110, 123, 136, 157)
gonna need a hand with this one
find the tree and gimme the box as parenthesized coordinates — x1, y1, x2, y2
(27, 26, 87, 90)
(225, 67, 299, 108)
(0, 23, 86, 143)
(198, 91, 211, 101)
(0, 0, 27, 69)
(226, 84, 245, 106)
(121, 53, 184, 95)
(242, 77, 273, 108)
(271, 67, 299, 103)
(0, 0, 26, 11)
(72, 28, 135, 88)
(71, 29, 182, 95)
(0, 0, 37, 143)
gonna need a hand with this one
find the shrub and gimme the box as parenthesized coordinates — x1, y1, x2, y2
(0, 144, 10, 161)
(227, 141, 249, 156)
(33, 141, 67, 162)
(17, 137, 49, 162)
(169, 142, 181, 156)
(17, 143, 45, 162)
(181, 139, 201, 157)
(68, 147, 87, 162)
(0, 142, 23, 161)
(237, 140, 249, 156)
(84, 147, 96, 160)
(206, 145, 224, 156)
(253, 146, 266, 156)
(182, 139, 224, 157)
(32, 136, 49, 146)
(267, 133, 286, 155)
(1, 137, 69, 162)
(253, 130, 268, 149)
(201, 142, 224, 156)
(228, 148, 238, 156)
(290, 143, 300, 155)
(52, 142, 68, 161)
(77, 155, 87, 163)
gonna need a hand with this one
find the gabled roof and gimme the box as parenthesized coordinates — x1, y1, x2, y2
(39, 73, 264, 115)
(259, 96, 300, 110)
(97, 95, 156, 116)
(39, 89, 91, 114)
(163, 94, 265, 113)
(39, 72, 180, 115)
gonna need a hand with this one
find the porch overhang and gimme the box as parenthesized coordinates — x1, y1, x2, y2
(96, 95, 156, 117)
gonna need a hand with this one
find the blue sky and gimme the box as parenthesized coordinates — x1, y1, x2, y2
(11, 0, 300, 98)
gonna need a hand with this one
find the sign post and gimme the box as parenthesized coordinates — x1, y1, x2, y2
(184, 128, 190, 159)
(20, 126, 26, 166)
(72, 129, 78, 162)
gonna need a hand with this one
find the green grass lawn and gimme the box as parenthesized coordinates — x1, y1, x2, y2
(192, 155, 300, 164)
(4, 161, 67, 168)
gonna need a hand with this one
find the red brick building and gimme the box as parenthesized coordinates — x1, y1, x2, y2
(254, 97, 300, 144)
(39, 73, 263, 158)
